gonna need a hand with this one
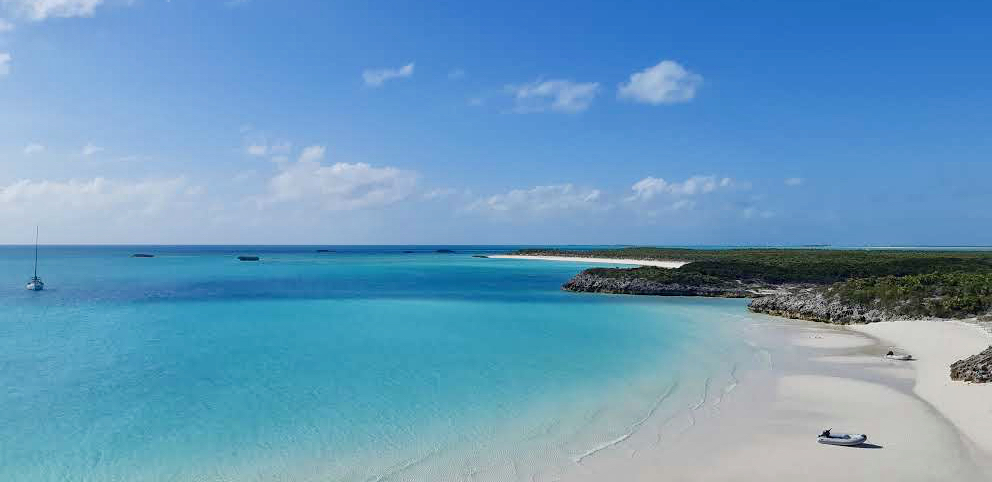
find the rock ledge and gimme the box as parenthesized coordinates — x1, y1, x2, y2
(950, 347, 992, 383)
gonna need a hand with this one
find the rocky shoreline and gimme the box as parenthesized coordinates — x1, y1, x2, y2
(558, 263, 992, 382)
(562, 272, 773, 298)
(950, 347, 992, 383)
(746, 290, 890, 324)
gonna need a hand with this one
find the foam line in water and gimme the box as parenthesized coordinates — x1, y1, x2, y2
(572, 381, 678, 464)
(691, 377, 711, 411)
(724, 362, 739, 394)
(711, 363, 740, 408)
(572, 432, 634, 464)
(367, 448, 439, 482)
(630, 381, 678, 431)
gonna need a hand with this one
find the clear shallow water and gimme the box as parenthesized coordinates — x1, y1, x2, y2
(0, 246, 758, 481)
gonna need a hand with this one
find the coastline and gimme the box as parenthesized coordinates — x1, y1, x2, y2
(489, 254, 689, 269)
(490, 250, 992, 479)
(562, 315, 992, 481)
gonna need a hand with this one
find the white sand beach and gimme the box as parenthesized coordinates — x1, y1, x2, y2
(564, 319, 992, 481)
(853, 321, 992, 456)
(489, 254, 689, 268)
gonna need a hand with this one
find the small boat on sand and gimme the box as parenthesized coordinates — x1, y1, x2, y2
(885, 350, 913, 361)
(818, 429, 867, 446)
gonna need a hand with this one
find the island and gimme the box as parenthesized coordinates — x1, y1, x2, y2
(509, 247, 992, 380)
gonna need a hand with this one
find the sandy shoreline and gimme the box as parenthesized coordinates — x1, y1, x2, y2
(489, 254, 689, 269)
(564, 317, 992, 481)
(853, 321, 992, 457)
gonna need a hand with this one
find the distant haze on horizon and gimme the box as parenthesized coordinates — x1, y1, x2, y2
(0, 0, 989, 245)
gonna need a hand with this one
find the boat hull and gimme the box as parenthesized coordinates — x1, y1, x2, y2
(818, 433, 867, 446)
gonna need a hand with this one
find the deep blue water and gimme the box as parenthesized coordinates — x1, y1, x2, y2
(0, 246, 756, 481)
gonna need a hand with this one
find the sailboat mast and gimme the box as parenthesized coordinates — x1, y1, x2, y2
(33, 226, 39, 278)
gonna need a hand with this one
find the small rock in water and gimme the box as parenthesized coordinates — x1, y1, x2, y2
(238, 256, 260, 262)
(131, 253, 155, 258)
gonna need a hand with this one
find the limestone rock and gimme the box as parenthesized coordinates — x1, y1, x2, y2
(950, 346, 992, 383)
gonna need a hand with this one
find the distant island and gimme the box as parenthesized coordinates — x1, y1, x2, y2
(511, 247, 992, 323)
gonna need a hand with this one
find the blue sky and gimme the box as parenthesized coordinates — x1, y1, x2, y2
(0, 0, 990, 245)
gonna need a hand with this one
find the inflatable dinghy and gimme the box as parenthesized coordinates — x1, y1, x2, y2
(885, 353, 912, 361)
(818, 431, 867, 446)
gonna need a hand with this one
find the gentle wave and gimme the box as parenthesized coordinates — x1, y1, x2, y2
(572, 381, 679, 464)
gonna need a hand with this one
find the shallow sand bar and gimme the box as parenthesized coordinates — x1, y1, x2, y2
(489, 254, 689, 269)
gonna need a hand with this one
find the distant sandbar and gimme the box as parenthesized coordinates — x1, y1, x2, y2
(489, 254, 688, 269)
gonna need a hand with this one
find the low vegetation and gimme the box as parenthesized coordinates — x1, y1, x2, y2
(828, 272, 992, 319)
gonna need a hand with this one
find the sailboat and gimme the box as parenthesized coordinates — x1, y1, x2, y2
(25, 227, 44, 291)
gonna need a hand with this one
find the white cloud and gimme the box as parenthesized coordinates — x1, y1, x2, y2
(506, 79, 600, 113)
(785, 177, 804, 187)
(297, 145, 325, 163)
(423, 187, 458, 200)
(362, 62, 414, 87)
(467, 184, 602, 216)
(618, 60, 702, 105)
(626, 175, 732, 202)
(0, 177, 199, 220)
(23, 143, 44, 154)
(3, 0, 104, 20)
(246, 144, 267, 157)
(0, 18, 13, 31)
(0, 52, 10, 77)
(231, 170, 257, 183)
(81, 142, 103, 156)
(262, 145, 418, 210)
(742, 207, 775, 219)
(240, 128, 291, 159)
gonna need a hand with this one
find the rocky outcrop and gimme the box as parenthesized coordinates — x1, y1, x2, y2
(747, 290, 888, 324)
(562, 272, 763, 298)
(950, 347, 992, 383)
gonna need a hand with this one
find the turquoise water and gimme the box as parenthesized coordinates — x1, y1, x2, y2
(0, 246, 757, 481)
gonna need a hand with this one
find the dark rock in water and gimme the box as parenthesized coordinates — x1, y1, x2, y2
(403, 250, 416, 253)
(748, 291, 887, 324)
(131, 253, 155, 258)
(316, 249, 335, 253)
(237, 256, 260, 262)
(951, 346, 992, 383)
(436, 249, 456, 254)
(473, 255, 489, 258)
